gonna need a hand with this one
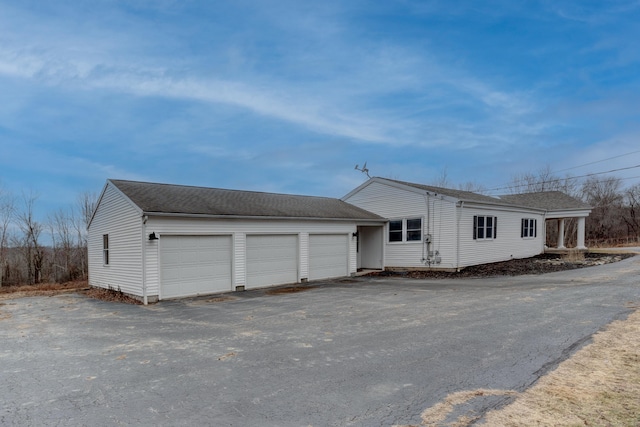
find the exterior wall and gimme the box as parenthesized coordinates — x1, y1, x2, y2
(88, 183, 143, 296)
(144, 216, 358, 298)
(458, 205, 545, 268)
(344, 181, 457, 269)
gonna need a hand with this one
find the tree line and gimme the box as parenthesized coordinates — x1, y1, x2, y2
(2, 170, 639, 287)
(0, 187, 97, 287)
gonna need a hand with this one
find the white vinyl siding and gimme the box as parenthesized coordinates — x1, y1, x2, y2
(459, 207, 544, 268)
(246, 235, 298, 289)
(309, 234, 348, 280)
(88, 183, 143, 296)
(344, 181, 457, 269)
(160, 235, 232, 299)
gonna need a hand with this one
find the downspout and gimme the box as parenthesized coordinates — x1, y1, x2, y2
(141, 215, 148, 305)
(456, 201, 464, 271)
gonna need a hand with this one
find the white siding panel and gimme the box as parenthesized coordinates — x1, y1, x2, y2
(88, 183, 143, 296)
(345, 182, 458, 269)
(458, 207, 544, 268)
(299, 232, 309, 280)
(246, 235, 298, 289)
(309, 234, 349, 280)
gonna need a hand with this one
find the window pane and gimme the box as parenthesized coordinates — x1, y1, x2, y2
(486, 216, 493, 227)
(486, 226, 493, 239)
(407, 230, 422, 241)
(407, 218, 421, 230)
(389, 231, 402, 242)
(389, 220, 402, 231)
(477, 216, 485, 227)
(477, 227, 485, 239)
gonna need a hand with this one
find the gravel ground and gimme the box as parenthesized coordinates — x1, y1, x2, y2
(371, 252, 636, 279)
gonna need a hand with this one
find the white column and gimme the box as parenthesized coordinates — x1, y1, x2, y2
(557, 219, 566, 249)
(576, 217, 587, 249)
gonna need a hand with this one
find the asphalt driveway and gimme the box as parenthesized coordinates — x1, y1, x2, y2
(1, 256, 639, 426)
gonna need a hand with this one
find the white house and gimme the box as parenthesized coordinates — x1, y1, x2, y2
(88, 177, 591, 303)
(343, 178, 592, 271)
(88, 180, 385, 303)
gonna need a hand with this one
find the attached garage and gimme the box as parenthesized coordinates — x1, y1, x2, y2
(246, 234, 298, 289)
(88, 179, 385, 303)
(309, 234, 348, 280)
(160, 235, 232, 299)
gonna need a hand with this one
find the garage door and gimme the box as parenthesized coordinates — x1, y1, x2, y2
(246, 234, 298, 289)
(309, 234, 348, 280)
(160, 235, 232, 299)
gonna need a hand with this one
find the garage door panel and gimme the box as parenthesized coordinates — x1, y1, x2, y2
(247, 235, 298, 289)
(309, 234, 348, 280)
(160, 235, 232, 299)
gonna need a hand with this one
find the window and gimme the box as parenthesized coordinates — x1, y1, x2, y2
(389, 220, 403, 242)
(521, 218, 537, 238)
(406, 218, 422, 241)
(103, 234, 109, 265)
(388, 218, 422, 242)
(473, 215, 497, 240)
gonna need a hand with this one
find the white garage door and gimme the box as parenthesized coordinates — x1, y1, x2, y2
(160, 235, 232, 299)
(309, 234, 348, 280)
(246, 234, 298, 289)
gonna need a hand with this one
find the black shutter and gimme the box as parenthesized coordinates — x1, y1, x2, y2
(534, 219, 537, 238)
(494, 217, 497, 239)
(521, 219, 525, 238)
(473, 216, 477, 240)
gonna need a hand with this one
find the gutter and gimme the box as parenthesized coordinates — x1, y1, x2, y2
(142, 211, 386, 223)
(141, 215, 148, 305)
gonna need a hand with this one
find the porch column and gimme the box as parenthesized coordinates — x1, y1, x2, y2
(557, 219, 566, 249)
(576, 217, 587, 249)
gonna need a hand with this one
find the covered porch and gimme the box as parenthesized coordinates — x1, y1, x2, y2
(545, 212, 589, 251)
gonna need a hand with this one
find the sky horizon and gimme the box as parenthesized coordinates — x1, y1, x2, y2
(1, 0, 640, 221)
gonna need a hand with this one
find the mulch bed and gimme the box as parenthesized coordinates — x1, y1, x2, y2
(369, 253, 636, 279)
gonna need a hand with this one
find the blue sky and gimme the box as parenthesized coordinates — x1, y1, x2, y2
(1, 0, 640, 219)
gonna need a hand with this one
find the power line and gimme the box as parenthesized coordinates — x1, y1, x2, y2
(554, 149, 640, 173)
(485, 164, 640, 194)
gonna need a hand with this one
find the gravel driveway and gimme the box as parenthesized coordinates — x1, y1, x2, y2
(1, 256, 639, 426)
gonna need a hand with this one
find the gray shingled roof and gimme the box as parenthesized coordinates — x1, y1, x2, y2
(498, 191, 591, 211)
(110, 180, 384, 220)
(381, 178, 590, 211)
(382, 178, 512, 205)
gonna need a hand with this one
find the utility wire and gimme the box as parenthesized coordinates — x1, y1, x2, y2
(485, 164, 640, 193)
(554, 149, 640, 173)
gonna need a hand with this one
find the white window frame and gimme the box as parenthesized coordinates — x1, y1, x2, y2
(473, 215, 497, 240)
(103, 234, 109, 265)
(388, 217, 423, 243)
(521, 218, 537, 238)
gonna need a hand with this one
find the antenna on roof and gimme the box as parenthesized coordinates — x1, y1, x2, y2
(355, 161, 371, 178)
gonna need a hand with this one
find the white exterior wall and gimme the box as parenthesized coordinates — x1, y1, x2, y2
(458, 205, 545, 268)
(144, 216, 357, 298)
(344, 181, 457, 269)
(88, 183, 143, 296)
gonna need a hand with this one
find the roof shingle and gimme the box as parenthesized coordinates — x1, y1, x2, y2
(110, 180, 384, 220)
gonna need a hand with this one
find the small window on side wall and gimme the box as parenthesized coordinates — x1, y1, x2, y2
(389, 220, 403, 242)
(103, 234, 109, 265)
(521, 218, 537, 238)
(473, 215, 497, 240)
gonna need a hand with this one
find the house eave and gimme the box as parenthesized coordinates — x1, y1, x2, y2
(143, 211, 386, 223)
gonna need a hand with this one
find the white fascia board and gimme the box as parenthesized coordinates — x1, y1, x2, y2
(145, 211, 386, 224)
(545, 209, 592, 219)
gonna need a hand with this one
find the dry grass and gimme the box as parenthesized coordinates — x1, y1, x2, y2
(0, 280, 88, 300)
(562, 249, 585, 262)
(482, 309, 640, 427)
(396, 309, 640, 427)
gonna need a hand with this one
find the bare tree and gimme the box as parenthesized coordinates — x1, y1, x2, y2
(0, 185, 15, 287)
(15, 192, 45, 285)
(581, 176, 625, 244)
(507, 165, 578, 196)
(623, 184, 640, 242)
(74, 191, 98, 280)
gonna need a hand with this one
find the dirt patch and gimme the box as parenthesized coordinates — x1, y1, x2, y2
(82, 287, 143, 305)
(372, 253, 635, 279)
(265, 285, 317, 295)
